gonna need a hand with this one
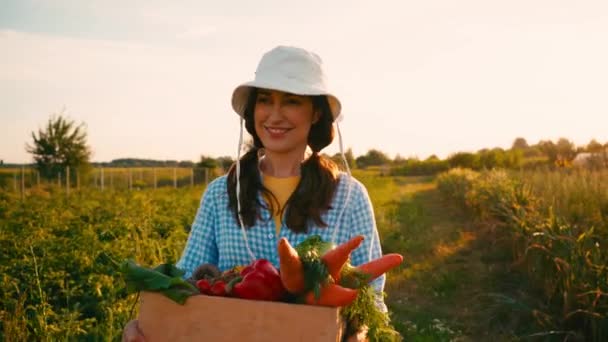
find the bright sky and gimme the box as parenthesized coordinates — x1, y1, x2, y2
(1, 0, 608, 163)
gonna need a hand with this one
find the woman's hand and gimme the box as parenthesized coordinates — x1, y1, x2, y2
(122, 319, 146, 342)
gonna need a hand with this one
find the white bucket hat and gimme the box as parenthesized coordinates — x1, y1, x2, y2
(231, 45, 342, 121)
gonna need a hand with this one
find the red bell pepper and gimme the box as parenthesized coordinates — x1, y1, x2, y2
(229, 259, 286, 301)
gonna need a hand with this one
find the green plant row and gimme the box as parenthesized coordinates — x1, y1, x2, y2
(0, 169, 404, 341)
(0, 187, 201, 341)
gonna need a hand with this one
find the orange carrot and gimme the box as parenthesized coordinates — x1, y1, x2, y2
(321, 235, 364, 281)
(355, 253, 403, 283)
(304, 283, 358, 307)
(277, 238, 306, 294)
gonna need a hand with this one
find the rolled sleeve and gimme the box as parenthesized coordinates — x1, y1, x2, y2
(176, 181, 220, 278)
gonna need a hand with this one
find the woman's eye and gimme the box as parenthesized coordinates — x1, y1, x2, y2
(256, 96, 270, 104)
(285, 98, 301, 105)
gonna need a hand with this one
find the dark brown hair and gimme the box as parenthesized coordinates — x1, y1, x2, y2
(227, 88, 339, 233)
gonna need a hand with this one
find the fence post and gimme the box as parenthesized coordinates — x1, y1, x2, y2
(76, 171, 80, 190)
(20, 166, 25, 200)
(153, 168, 157, 189)
(173, 168, 177, 188)
(205, 168, 209, 185)
(100, 167, 104, 191)
(57, 172, 61, 187)
(129, 168, 133, 190)
(14, 172, 18, 192)
(36, 170, 40, 187)
(190, 168, 194, 187)
(66, 166, 70, 196)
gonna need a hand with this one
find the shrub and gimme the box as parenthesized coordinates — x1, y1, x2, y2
(436, 168, 479, 207)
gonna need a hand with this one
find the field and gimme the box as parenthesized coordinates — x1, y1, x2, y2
(1, 168, 606, 341)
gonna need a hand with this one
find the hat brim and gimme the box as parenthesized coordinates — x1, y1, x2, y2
(231, 80, 342, 122)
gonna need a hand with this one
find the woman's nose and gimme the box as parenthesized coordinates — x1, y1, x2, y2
(267, 102, 283, 119)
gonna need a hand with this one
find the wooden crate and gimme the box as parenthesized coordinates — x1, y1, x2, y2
(138, 292, 345, 342)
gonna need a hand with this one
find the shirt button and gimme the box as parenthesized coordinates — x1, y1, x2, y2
(268, 233, 274, 239)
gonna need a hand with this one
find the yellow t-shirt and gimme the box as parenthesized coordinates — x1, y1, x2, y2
(262, 173, 300, 235)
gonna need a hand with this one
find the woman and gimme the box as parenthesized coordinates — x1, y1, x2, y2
(123, 46, 385, 342)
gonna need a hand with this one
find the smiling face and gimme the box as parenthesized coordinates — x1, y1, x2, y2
(253, 89, 319, 156)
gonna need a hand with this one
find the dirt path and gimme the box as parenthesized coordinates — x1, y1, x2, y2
(383, 180, 524, 341)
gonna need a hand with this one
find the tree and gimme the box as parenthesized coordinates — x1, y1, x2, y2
(536, 138, 576, 166)
(198, 155, 218, 169)
(537, 140, 558, 163)
(331, 148, 356, 170)
(504, 149, 524, 168)
(478, 148, 506, 169)
(556, 138, 576, 162)
(26, 115, 91, 179)
(586, 139, 604, 153)
(511, 137, 529, 150)
(355, 149, 390, 169)
(393, 154, 405, 164)
(216, 156, 235, 170)
(447, 152, 478, 169)
(178, 160, 194, 167)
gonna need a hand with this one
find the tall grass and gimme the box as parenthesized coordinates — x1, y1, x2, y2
(520, 169, 608, 230)
(437, 168, 608, 341)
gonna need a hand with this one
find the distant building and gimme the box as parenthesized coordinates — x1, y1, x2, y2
(573, 152, 592, 166)
(572, 149, 608, 168)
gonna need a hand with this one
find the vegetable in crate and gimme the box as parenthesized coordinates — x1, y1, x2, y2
(304, 282, 358, 306)
(277, 237, 306, 293)
(339, 254, 404, 289)
(119, 260, 199, 304)
(321, 235, 364, 281)
(192, 264, 242, 296)
(227, 258, 286, 301)
(189, 263, 221, 282)
(294, 235, 334, 298)
(196, 278, 212, 294)
(278, 235, 404, 341)
(278, 235, 365, 306)
(278, 235, 365, 298)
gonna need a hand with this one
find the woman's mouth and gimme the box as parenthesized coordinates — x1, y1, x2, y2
(265, 126, 291, 137)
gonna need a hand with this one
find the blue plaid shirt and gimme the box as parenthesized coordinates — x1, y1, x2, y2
(177, 173, 386, 308)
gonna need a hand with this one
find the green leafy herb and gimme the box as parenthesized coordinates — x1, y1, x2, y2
(295, 235, 334, 256)
(341, 286, 402, 342)
(295, 235, 334, 298)
(339, 264, 372, 289)
(120, 260, 199, 304)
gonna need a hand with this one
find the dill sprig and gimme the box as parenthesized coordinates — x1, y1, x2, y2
(340, 286, 402, 342)
(296, 235, 334, 298)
